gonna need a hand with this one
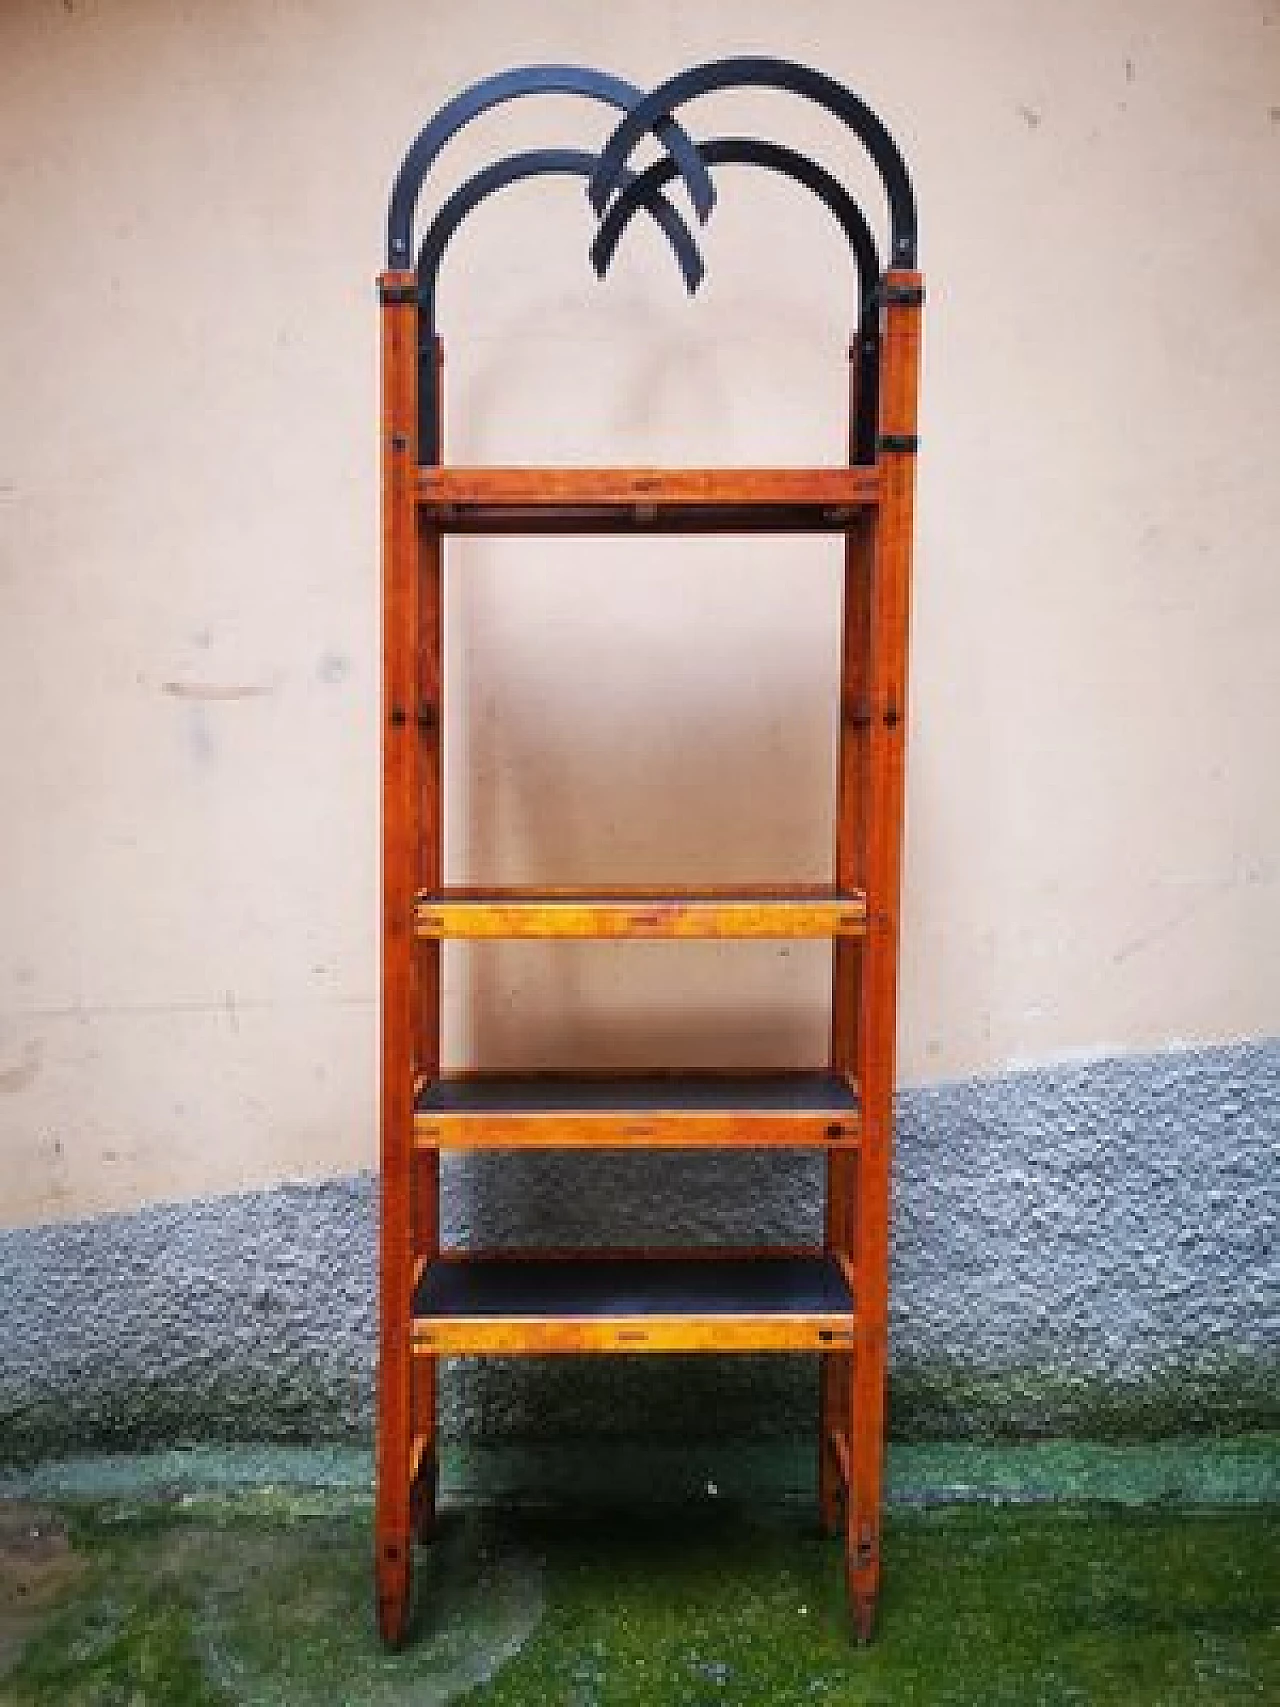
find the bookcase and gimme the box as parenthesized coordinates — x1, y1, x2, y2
(374, 57, 922, 1645)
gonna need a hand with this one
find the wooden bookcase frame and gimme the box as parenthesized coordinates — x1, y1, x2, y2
(374, 59, 922, 1647)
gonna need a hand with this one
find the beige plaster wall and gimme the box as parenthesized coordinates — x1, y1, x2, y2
(1, 0, 1277, 1225)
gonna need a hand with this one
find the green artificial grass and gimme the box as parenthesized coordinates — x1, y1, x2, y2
(3, 1498, 1276, 1705)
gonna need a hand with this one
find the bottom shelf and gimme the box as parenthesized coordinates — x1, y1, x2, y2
(411, 1252, 856, 1354)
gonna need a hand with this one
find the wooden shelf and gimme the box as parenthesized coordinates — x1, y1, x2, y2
(416, 885, 867, 939)
(412, 1251, 856, 1353)
(413, 1071, 860, 1148)
(416, 466, 879, 532)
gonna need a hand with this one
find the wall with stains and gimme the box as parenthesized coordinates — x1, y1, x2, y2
(0, 0, 1277, 1437)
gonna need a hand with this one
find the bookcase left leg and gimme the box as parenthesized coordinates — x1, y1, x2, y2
(376, 269, 423, 1648)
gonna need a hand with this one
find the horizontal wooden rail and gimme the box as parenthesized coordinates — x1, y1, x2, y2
(416, 885, 867, 939)
(416, 466, 879, 532)
(412, 1314, 856, 1353)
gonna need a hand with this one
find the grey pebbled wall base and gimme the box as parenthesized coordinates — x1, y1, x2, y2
(1, 1040, 1276, 1463)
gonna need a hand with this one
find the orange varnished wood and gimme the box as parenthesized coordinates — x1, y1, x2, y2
(412, 1313, 856, 1356)
(830, 1427, 851, 1489)
(409, 333, 444, 1547)
(848, 270, 924, 1636)
(374, 240, 922, 1645)
(821, 343, 877, 1535)
(375, 268, 419, 1648)
(417, 465, 879, 508)
(413, 1107, 861, 1150)
(416, 887, 866, 939)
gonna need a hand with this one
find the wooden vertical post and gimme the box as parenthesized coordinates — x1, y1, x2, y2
(820, 335, 875, 1534)
(410, 334, 444, 1543)
(375, 269, 421, 1647)
(847, 271, 923, 1640)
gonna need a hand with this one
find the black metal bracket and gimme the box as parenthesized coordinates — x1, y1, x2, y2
(877, 433, 919, 454)
(586, 57, 918, 267)
(878, 280, 925, 307)
(386, 65, 714, 267)
(843, 699, 903, 728)
(388, 704, 438, 732)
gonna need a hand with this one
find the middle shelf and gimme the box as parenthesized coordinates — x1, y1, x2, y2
(413, 1071, 860, 1148)
(415, 885, 867, 940)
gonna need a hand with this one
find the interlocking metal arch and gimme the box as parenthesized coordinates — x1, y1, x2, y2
(417, 151, 703, 325)
(414, 149, 704, 460)
(385, 55, 918, 461)
(386, 65, 714, 268)
(587, 136, 883, 461)
(587, 56, 918, 267)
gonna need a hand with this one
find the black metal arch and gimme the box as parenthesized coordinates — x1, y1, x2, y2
(413, 150, 704, 461)
(417, 149, 703, 323)
(590, 137, 880, 319)
(587, 56, 918, 267)
(588, 136, 883, 461)
(387, 64, 715, 267)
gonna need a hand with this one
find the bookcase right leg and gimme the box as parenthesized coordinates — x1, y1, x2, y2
(846, 1330, 887, 1642)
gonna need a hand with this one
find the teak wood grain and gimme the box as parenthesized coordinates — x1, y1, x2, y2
(409, 332, 444, 1554)
(411, 1315, 856, 1355)
(416, 887, 866, 939)
(375, 269, 419, 1647)
(417, 465, 880, 507)
(848, 271, 924, 1640)
(413, 1109, 861, 1149)
(821, 340, 876, 1535)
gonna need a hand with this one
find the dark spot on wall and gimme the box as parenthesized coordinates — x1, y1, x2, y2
(318, 652, 350, 686)
(1125, 58, 1136, 84)
(0, 1041, 43, 1094)
(1017, 104, 1042, 130)
(162, 679, 276, 701)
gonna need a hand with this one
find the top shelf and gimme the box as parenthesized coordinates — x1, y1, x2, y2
(416, 466, 880, 533)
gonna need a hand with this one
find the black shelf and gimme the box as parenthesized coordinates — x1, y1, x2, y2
(415, 1071, 860, 1116)
(414, 1253, 854, 1321)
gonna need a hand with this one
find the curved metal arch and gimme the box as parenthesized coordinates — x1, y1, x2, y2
(589, 136, 881, 322)
(387, 64, 716, 267)
(417, 148, 704, 325)
(589, 136, 883, 462)
(414, 149, 705, 461)
(587, 56, 918, 267)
